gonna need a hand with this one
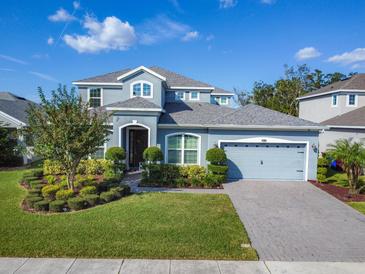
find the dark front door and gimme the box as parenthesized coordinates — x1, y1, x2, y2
(129, 129, 148, 169)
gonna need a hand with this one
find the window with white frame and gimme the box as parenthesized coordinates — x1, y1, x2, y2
(90, 147, 105, 159)
(347, 94, 357, 106)
(167, 134, 199, 164)
(190, 91, 199, 100)
(331, 94, 338, 107)
(131, 81, 152, 98)
(216, 96, 228, 105)
(175, 91, 185, 101)
(89, 88, 102, 108)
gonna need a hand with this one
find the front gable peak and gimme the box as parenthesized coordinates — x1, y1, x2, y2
(116, 66, 166, 81)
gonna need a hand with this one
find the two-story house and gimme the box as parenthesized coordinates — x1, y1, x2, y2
(73, 66, 322, 181)
(298, 73, 365, 153)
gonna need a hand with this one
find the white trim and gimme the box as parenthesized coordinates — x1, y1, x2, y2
(189, 91, 200, 101)
(0, 110, 26, 127)
(117, 66, 166, 81)
(298, 89, 365, 100)
(211, 92, 234, 96)
(327, 125, 365, 130)
(346, 94, 358, 107)
(331, 94, 338, 107)
(175, 91, 186, 101)
(165, 132, 201, 165)
(130, 80, 153, 98)
(106, 107, 164, 112)
(87, 87, 103, 107)
(72, 82, 123, 86)
(170, 86, 215, 90)
(158, 124, 326, 131)
(215, 96, 229, 105)
(217, 137, 309, 181)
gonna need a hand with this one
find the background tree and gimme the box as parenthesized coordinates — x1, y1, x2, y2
(0, 121, 23, 167)
(26, 86, 109, 190)
(327, 139, 365, 195)
(234, 87, 252, 106)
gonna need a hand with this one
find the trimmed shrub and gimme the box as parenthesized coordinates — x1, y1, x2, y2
(175, 178, 188, 188)
(179, 165, 206, 181)
(45, 175, 56, 184)
(31, 168, 44, 178)
(30, 180, 44, 188)
(43, 160, 64, 175)
(100, 191, 117, 203)
(317, 174, 327, 183)
(317, 167, 328, 176)
(207, 164, 228, 175)
(44, 159, 114, 176)
(318, 157, 329, 167)
(143, 146, 164, 163)
(42, 184, 61, 201)
(28, 189, 41, 196)
(206, 148, 227, 165)
(79, 186, 97, 196)
(203, 173, 224, 187)
(34, 200, 49, 211)
(49, 200, 66, 212)
(55, 189, 75, 200)
(84, 194, 99, 206)
(25, 196, 43, 208)
(119, 184, 131, 195)
(105, 147, 126, 173)
(160, 164, 180, 184)
(67, 197, 87, 211)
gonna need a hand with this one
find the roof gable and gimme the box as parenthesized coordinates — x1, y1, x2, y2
(321, 106, 365, 127)
(0, 92, 37, 125)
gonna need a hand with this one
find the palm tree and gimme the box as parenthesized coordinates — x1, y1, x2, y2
(327, 139, 365, 195)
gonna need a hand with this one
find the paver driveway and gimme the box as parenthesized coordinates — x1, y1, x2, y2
(224, 180, 365, 262)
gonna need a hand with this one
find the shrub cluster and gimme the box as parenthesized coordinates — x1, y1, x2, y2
(317, 157, 329, 183)
(206, 148, 228, 185)
(105, 147, 126, 173)
(42, 184, 61, 201)
(44, 159, 114, 176)
(55, 189, 74, 200)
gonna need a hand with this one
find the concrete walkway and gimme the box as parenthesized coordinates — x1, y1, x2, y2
(1, 257, 365, 274)
(224, 180, 365, 262)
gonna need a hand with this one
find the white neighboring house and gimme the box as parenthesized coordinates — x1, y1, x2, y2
(298, 74, 365, 153)
(0, 92, 36, 164)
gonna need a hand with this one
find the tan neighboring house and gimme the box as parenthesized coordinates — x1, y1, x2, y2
(298, 74, 365, 153)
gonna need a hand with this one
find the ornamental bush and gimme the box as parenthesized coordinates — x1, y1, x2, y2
(67, 197, 87, 211)
(105, 147, 126, 173)
(34, 200, 49, 211)
(42, 184, 61, 201)
(317, 157, 329, 167)
(28, 189, 41, 196)
(143, 146, 163, 163)
(43, 160, 64, 175)
(44, 159, 114, 175)
(100, 191, 117, 203)
(83, 194, 99, 206)
(317, 157, 329, 183)
(49, 200, 66, 212)
(207, 164, 228, 175)
(45, 175, 56, 184)
(179, 165, 206, 181)
(79, 186, 97, 196)
(25, 196, 43, 208)
(206, 148, 227, 165)
(55, 189, 75, 200)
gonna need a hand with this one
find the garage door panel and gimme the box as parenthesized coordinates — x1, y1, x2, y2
(222, 143, 306, 180)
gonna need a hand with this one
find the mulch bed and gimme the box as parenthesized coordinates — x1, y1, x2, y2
(309, 180, 365, 202)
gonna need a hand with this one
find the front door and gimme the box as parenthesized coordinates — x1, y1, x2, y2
(128, 129, 148, 169)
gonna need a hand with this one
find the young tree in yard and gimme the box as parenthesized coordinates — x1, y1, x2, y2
(327, 139, 365, 195)
(0, 121, 23, 166)
(26, 86, 109, 190)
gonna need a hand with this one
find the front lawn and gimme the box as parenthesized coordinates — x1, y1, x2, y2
(325, 169, 365, 189)
(348, 202, 365, 215)
(0, 170, 257, 260)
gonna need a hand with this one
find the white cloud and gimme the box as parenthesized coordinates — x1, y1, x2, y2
(182, 31, 199, 42)
(0, 68, 15, 72)
(206, 34, 215, 41)
(47, 37, 54, 45)
(219, 0, 237, 9)
(0, 54, 27, 65)
(261, 0, 276, 4)
(73, 1, 81, 10)
(295, 47, 321, 60)
(139, 15, 190, 45)
(29, 71, 58, 82)
(328, 48, 365, 66)
(63, 15, 136, 53)
(48, 8, 76, 22)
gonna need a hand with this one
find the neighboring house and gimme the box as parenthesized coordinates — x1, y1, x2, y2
(0, 92, 36, 164)
(73, 66, 322, 181)
(298, 74, 365, 153)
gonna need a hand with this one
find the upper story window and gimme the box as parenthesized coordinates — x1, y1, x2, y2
(216, 96, 228, 105)
(175, 91, 185, 101)
(347, 94, 357, 107)
(331, 94, 338, 107)
(189, 91, 200, 100)
(88, 88, 102, 108)
(167, 133, 200, 165)
(131, 81, 153, 98)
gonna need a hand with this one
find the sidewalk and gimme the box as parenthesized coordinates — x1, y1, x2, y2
(1, 258, 365, 274)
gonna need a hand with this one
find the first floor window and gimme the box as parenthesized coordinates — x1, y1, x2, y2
(175, 91, 185, 101)
(90, 147, 105, 159)
(167, 134, 199, 164)
(348, 94, 356, 106)
(89, 88, 101, 108)
(332, 95, 337, 106)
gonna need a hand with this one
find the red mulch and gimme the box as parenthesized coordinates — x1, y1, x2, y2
(309, 180, 365, 202)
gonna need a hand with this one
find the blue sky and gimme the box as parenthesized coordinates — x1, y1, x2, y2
(0, 0, 364, 101)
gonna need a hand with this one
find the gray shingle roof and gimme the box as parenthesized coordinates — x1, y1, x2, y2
(321, 106, 365, 127)
(299, 74, 365, 98)
(74, 66, 233, 94)
(0, 92, 37, 125)
(104, 97, 161, 109)
(159, 102, 319, 128)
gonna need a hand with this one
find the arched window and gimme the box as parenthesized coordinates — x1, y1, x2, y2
(167, 133, 200, 165)
(131, 81, 153, 98)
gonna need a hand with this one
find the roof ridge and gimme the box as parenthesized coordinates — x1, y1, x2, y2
(342, 74, 360, 89)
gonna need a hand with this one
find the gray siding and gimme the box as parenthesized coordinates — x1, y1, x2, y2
(165, 90, 212, 103)
(299, 93, 365, 123)
(319, 128, 365, 153)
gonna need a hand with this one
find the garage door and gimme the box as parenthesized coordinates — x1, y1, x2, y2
(222, 143, 306, 180)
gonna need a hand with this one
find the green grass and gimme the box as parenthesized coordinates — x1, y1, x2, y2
(325, 169, 365, 189)
(0, 170, 257, 260)
(348, 202, 365, 215)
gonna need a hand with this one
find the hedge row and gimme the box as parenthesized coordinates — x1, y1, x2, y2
(43, 159, 114, 175)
